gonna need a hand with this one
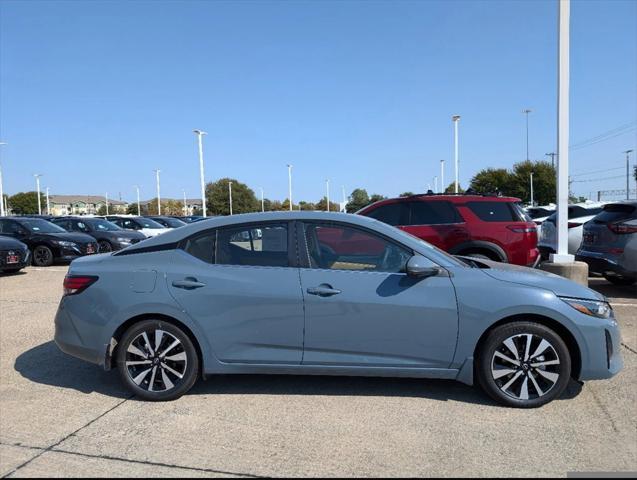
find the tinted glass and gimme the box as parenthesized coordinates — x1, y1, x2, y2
(137, 218, 165, 229)
(593, 204, 636, 223)
(365, 203, 407, 226)
(0, 220, 22, 234)
(409, 201, 462, 225)
(184, 232, 216, 264)
(90, 219, 122, 231)
(526, 207, 552, 219)
(305, 223, 411, 273)
(73, 220, 90, 232)
(466, 202, 517, 222)
(52, 219, 71, 231)
(153, 217, 186, 228)
(19, 219, 67, 233)
(216, 224, 288, 267)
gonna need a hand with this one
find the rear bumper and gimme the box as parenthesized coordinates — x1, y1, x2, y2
(54, 304, 103, 366)
(0, 250, 30, 271)
(576, 250, 636, 279)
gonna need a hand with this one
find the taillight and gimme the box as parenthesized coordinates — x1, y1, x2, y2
(567, 222, 580, 229)
(608, 222, 637, 234)
(507, 225, 537, 233)
(63, 275, 98, 296)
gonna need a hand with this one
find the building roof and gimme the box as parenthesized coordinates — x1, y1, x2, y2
(139, 198, 202, 206)
(49, 195, 128, 205)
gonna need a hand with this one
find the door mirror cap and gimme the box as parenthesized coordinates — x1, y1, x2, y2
(406, 255, 440, 278)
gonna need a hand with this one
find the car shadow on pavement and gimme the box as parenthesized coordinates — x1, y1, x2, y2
(14, 341, 130, 399)
(16, 341, 583, 405)
(588, 278, 637, 299)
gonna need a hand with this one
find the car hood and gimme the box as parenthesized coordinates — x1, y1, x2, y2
(37, 232, 96, 244)
(101, 230, 146, 240)
(473, 259, 605, 301)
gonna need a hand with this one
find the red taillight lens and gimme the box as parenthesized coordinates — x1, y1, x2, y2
(608, 222, 637, 234)
(507, 225, 537, 233)
(63, 275, 98, 296)
(567, 222, 580, 229)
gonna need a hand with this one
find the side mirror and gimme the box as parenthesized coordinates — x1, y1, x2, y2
(406, 255, 440, 278)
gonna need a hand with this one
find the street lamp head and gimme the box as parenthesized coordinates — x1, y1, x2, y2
(452, 115, 461, 122)
(625, 149, 634, 154)
(523, 109, 532, 114)
(193, 130, 207, 136)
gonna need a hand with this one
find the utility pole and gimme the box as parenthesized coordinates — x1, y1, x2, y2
(46, 187, 50, 215)
(228, 181, 233, 215)
(260, 187, 265, 212)
(434, 176, 438, 193)
(523, 109, 532, 161)
(153, 169, 161, 215)
(0, 142, 7, 217)
(193, 130, 208, 217)
(440, 160, 445, 193)
(34, 174, 42, 215)
(105, 192, 109, 215)
(342, 185, 347, 212)
(287, 164, 293, 211)
(326, 179, 330, 212)
(624, 150, 634, 200)
(545, 152, 556, 168)
(452, 116, 460, 193)
(530, 173, 534, 206)
(134, 185, 141, 216)
(183, 189, 187, 216)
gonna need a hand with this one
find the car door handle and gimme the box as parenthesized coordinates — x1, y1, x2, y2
(307, 284, 341, 297)
(172, 278, 206, 290)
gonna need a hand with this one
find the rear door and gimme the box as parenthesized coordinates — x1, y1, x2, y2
(166, 221, 305, 364)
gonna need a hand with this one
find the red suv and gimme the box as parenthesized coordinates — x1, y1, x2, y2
(357, 193, 539, 266)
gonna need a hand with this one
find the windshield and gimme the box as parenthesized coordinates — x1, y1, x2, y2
(20, 219, 67, 233)
(137, 218, 165, 229)
(159, 217, 187, 228)
(90, 219, 122, 231)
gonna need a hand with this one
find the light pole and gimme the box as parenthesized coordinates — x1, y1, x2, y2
(287, 164, 293, 211)
(105, 192, 109, 215)
(326, 179, 330, 212)
(228, 181, 233, 215)
(434, 176, 438, 193)
(183, 189, 187, 215)
(530, 172, 534, 206)
(523, 109, 532, 161)
(153, 169, 161, 215)
(46, 187, 50, 215)
(34, 174, 42, 215)
(545, 152, 556, 168)
(0, 142, 6, 216)
(193, 130, 208, 217)
(452, 116, 460, 193)
(134, 185, 141, 216)
(342, 185, 347, 212)
(260, 187, 265, 212)
(440, 159, 445, 194)
(624, 150, 634, 200)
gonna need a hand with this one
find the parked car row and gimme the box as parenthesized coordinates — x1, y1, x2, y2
(0, 214, 195, 271)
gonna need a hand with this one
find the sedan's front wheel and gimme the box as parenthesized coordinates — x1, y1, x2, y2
(116, 320, 199, 401)
(477, 322, 571, 408)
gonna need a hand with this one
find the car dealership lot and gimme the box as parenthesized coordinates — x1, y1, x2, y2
(0, 269, 635, 477)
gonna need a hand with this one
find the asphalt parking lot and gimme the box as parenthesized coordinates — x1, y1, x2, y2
(0, 267, 635, 477)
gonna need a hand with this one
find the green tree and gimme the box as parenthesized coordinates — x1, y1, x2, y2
(299, 201, 316, 211)
(510, 160, 556, 205)
(126, 203, 143, 215)
(399, 191, 414, 197)
(369, 193, 386, 203)
(315, 197, 341, 212)
(443, 183, 464, 194)
(469, 168, 512, 195)
(206, 178, 258, 216)
(97, 205, 108, 215)
(346, 188, 370, 213)
(7, 191, 45, 215)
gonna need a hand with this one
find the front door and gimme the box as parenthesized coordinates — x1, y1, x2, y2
(299, 222, 458, 368)
(166, 221, 305, 364)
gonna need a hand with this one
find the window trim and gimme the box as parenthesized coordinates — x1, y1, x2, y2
(298, 220, 414, 273)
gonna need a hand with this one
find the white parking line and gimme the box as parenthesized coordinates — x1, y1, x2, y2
(611, 303, 637, 307)
(28, 267, 68, 272)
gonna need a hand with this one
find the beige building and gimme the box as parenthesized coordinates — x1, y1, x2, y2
(138, 198, 203, 215)
(48, 195, 128, 216)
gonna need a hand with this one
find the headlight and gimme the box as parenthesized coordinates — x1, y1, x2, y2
(54, 240, 77, 247)
(560, 297, 612, 319)
(116, 238, 132, 243)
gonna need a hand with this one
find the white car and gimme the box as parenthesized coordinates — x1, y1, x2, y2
(101, 216, 171, 238)
(525, 204, 556, 225)
(538, 202, 607, 258)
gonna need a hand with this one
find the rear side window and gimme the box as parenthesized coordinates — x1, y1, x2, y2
(364, 203, 408, 226)
(217, 224, 288, 267)
(408, 201, 462, 225)
(466, 202, 518, 222)
(593, 204, 636, 223)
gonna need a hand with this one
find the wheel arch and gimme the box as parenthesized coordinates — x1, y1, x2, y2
(108, 313, 205, 377)
(449, 240, 508, 263)
(474, 313, 582, 380)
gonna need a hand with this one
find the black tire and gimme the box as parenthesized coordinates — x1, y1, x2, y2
(604, 275, 636, 286)
(116, 320, 199, 401)
(476, 322, 571, 408)
(98, 240, 113, 253)
(2, 268, 23, 274)
(32, 245, 54, 267)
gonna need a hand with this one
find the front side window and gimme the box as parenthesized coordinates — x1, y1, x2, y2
(216, 223, 288, 267)
(466, 201, 518, 222)
(74, 221, 90, 232)
(0, 220, 22, 234)
(409, 201, 462, 225)
(304, 223, 411, 273)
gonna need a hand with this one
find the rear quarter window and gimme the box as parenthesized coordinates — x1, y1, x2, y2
(466, 202, 518, 222)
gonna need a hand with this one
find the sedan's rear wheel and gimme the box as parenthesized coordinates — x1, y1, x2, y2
(477, 322, 571, 408)
(116, 320, 199, 401)
(32, 245, 54, 267)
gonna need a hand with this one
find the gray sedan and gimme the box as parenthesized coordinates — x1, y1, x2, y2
(54, 212, 622, 407)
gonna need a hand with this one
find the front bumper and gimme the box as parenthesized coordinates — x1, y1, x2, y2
(577, 314, 623, 381)
(576, 250, 636, 279)
(56, 243, 99, 262)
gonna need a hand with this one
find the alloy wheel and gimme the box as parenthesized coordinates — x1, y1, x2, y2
(34, 247, 52, 266)
(98, 241, 112, 253)
(125, 329, 188, 392)
(490, 333, 561, 401)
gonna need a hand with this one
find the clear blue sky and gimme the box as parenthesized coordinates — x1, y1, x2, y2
(1, 0, 635, 203)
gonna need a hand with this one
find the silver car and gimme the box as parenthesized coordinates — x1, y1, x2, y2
(577, 201, 637, 286)
(54, 212, 622, 407)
